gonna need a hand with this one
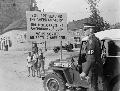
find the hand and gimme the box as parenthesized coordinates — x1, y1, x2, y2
(80, 72, 86, 80)
(85, 76, 90, 83)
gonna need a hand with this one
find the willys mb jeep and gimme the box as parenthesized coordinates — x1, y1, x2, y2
(43, 29, 120, 91)
(43, 56, 89, 91)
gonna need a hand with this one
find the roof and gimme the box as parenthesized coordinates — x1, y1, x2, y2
(2, 17, 27, 34)
(82, 29, 120, 41)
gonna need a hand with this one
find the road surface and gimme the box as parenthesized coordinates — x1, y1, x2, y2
(0, 50, 79, 91)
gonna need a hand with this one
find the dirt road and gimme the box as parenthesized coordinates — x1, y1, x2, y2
(0, 51, 45, 91)
(0, 50, 79, 91)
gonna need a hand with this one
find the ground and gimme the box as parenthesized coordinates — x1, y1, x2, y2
(0, 49, 79, 91)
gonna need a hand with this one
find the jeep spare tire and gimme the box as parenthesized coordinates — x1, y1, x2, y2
(43, 73, 66, 91)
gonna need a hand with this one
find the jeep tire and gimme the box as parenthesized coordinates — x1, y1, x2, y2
(43, 73, 66, 91)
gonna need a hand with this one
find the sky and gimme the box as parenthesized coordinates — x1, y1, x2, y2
(36, 0, 120, 24)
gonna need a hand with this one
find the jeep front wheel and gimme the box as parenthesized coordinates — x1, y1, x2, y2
(43, 73, 66, 91)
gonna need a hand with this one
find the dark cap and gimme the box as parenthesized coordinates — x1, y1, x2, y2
(83, 23, 95, 28)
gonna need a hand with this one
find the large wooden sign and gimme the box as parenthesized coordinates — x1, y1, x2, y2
(26, 11, 67, 42)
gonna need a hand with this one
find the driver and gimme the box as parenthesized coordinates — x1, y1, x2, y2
(78, 23, 102, 91)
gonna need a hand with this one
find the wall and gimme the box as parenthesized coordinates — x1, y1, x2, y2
(0, 30, 32, 51)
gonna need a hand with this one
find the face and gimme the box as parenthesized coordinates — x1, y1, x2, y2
(84, 27, 93, 36)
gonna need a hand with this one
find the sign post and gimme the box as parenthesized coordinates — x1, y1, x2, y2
(26, 11, 67, 59)
(45, 41, 47, 51)
(60, 40, 62, 60)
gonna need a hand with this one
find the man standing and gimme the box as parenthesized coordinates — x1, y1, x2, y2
(79, 23, 102, 91)
(32, 43, 38, 54)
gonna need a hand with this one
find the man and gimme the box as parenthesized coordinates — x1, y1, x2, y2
(79, 23, 102, 91)
(32, 43, 38, 54)
(26, 52, 32, 77)
(38, 52, 45, 75)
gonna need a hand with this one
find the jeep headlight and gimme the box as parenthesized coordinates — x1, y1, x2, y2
(54, 62, 61, 66)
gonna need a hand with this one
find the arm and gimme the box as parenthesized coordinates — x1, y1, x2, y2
(83, 55, 95, 75)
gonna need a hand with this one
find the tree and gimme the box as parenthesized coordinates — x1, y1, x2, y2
(86, 0, 110, 32)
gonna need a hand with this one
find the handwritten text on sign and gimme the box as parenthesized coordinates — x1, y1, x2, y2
(26, 11, 67, 42)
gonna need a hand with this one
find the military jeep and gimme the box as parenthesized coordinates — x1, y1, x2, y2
(43, 29, 120, 91)
(43, 55, 90, 91)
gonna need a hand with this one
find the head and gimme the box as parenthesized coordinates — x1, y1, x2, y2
(83, 23, 95, 36)
(84, 27, 94, 36)
(33, 43, 37, 47)
(28, 52, 31, 56)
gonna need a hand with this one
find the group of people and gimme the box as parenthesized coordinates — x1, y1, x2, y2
(26, 43, 45, 78)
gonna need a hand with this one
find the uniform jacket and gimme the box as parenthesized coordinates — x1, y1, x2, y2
(82, 34, 101, 76)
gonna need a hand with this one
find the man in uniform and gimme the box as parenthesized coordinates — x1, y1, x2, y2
(79, 23, 102, 91)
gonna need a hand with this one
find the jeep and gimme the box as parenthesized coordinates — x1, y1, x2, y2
(43, 29, 120, 91)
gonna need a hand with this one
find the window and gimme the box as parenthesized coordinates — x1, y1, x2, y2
(108, 40, 120, 56)
(103, 40, 120, 56)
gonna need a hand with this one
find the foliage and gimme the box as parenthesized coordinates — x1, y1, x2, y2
(87, 0, 110, 32)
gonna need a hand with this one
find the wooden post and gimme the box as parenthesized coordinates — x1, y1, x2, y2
(60, 40, 62, 60)
(45, 41, 47, 51)
(32, 42, 33, 52)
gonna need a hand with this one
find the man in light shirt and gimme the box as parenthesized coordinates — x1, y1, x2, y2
(26, 52, 32, 77)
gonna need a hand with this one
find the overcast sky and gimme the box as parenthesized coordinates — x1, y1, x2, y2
(36, 0, 120, 24)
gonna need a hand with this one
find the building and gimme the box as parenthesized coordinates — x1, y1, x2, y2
(0, 30, 29, 51)
(0, 0, 38, 51)
(67, 18, 90, 44)
(0, 0, 37, 34)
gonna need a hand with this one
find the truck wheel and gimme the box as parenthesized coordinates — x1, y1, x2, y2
(112, 81, 120, 91)
(43, 73, 66, 91)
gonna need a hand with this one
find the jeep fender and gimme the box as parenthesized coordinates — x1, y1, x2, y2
(51, 67, 74, 84)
